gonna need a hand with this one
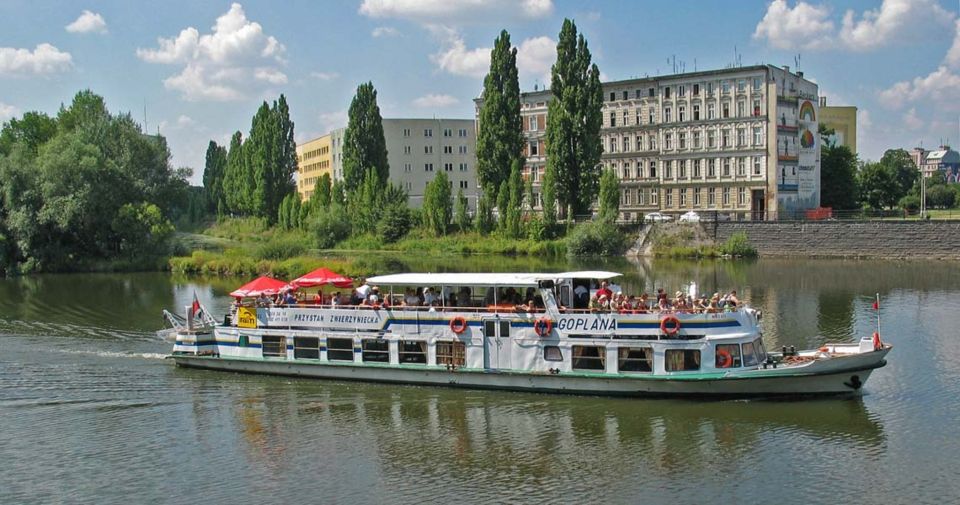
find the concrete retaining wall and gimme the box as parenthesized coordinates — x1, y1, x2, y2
(709, 221, 960, 258)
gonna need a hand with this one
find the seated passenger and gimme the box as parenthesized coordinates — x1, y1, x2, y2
(638, 293, 650, 312)
(588, 294, 602, 312)
(727, 290, 740, 308)
(403, 288, 420, 306)
(457, 286, 472, 306)
(283, 290, 298, 306)
(313, 291, 323, 305)
(330, 292, 341, 306)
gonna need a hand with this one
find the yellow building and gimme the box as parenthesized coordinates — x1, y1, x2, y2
(819, 98, 857, 153)
(295, 134, 332, 200)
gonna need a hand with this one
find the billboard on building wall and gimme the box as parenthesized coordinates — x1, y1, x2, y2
(796, 99, 819, 206)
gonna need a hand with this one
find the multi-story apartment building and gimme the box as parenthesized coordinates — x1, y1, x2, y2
(295, 134, 332, 200)
(324, 118, 478, 209)
(500, 64, 821, 220)
(819, 97, 857, 153)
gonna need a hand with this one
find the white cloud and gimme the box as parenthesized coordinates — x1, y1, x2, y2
(0, 43, 73, 76)
(66, 10, 108, 34)
(372, 26, 400, 38)
(318, 110, 347, 133)
(430, 28, 491, 78)
(753, 0, 834, 50)
(310, 71, 339, 81)
(413, 93, 460, 108)
(177, 115, 195, 127)
(136, 3, 287, 101)
(359, 0, 552, 23)
(517, 36, 555, 83)
(878, 66, 960, 111)
(839, 0, 953, 51)
(903, 108, 923, 130)
(946, 20, 960, 68)
(0, 102, 20, 122)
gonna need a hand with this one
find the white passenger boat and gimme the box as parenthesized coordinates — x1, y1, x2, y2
(165, 271, 891, 397)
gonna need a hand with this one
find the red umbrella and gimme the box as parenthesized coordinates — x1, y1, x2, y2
(291, 267, 353, 288)
(229, 276, 291, 298)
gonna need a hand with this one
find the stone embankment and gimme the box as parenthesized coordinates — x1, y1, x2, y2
(709, 221, 960, 259)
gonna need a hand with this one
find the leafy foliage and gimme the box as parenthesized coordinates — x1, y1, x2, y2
(203, 141, 228, 214)
(454, 189, 471, 233)
(597, 168, 619, 222)
(422, 171, 452, 235)
(476, 30, 524, 195)
(820, 143, 859, 209)
(720, 231, 757, 257)
(342, 82, 389, 192)
(565, 220, 629, 256)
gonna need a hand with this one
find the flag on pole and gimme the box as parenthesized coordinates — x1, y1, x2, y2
(191, 291, 201, 320)
(872, 300, 879, 310)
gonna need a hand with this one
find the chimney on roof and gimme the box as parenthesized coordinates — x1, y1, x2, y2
(783, 65, 790, 73)
(797, 71, 804, 78)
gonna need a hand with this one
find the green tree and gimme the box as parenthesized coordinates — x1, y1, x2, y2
(0, 111, 57, 155)
(475, 190, 494, 234)
(315, 173, 332, 208)
(222, 131, 252, 215)
(476, 30, 524, 195)
(879, 149, 917, 202)
(926, 184, 956, 209)
(541, 163, 557, 229)
(820, 143, 859, 209)
(597, 168, 620, 222)
(496, 180, 509, 231)
(454, 188, 471, 233)
(505, 160, 523, 238)
(203, 141, 228, 214)
(545, 19, 603, 219)
(423, 171, 452, 235)
(343, 82, 389, 192)
(112, 202, 175, 258)
(859, 162, 899, 210)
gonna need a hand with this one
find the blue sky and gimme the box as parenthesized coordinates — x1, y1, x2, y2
(2, 0, 958, 183)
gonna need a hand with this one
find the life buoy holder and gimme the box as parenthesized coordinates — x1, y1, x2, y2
(534, 317, 553, 337)
(716, 349, 734, 368)
(449, 316, 468, 334)
(660, 315, 681, 336)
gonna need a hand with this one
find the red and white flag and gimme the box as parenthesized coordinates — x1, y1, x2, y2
(872, 300, 879, 310)
(190, 291, 202, 320)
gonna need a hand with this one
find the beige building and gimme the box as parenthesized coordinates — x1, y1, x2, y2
(328, 118, 478, 209)
(819, 97, 857, 153)
(501, 65, 821, 221)
(295, 134, 332, 200)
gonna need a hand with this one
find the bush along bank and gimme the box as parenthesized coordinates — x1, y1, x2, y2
(650, 223, 757, 259)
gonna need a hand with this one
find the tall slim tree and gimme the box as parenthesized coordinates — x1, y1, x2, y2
(545, 19, 603, 219)
(820, 143, 858, 210)
(598, 168, 620, 222)
(203, 141, 227, 214)
(422, 171, 452, 236)
(223, 131, 251, 215)
(343, 82, 389, 192)
(476, 30, 524, 198)
(454, 188, 471, 233)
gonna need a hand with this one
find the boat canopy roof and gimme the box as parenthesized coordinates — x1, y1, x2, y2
(366, 271, 621, 287)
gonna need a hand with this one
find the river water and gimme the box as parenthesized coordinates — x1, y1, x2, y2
(1, 258, 958, 504)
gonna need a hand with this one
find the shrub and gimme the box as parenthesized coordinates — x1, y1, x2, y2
(898, 194, 920, 212)
(377, 204, 414, 243)
(311, 204, 351, 249)
(565, 221, 630, 256)
(720, 231, 757, 257)
(254, 236, 307, 261)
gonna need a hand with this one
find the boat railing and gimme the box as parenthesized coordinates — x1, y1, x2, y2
(243, 302, 744, 316)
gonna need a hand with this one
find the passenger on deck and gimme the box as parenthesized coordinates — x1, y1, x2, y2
(727, 290, 740, 308)
(428, 300, 439, 312)
(588, 294, 602, 312)
(353, 279, 370, 305)
(707, 293, 721, 313)
(596, 281, 613, 300)
(657, 296, 671, 312)
(330, 292, 341, 306)
(256, 293, 271, 307)
(313, 291, 323, 305)
(282, 289, 297, 306)
(573, 283, 589, 308)
(457, 286, 472, 307)
(424, 287, 439, 306)
(403, 288, 420, 306)
(638, 293, 650, 312)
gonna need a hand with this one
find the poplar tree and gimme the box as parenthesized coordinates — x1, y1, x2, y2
(343, 82, 389, 192)
(422, 171, 452, 235)
(545, 19, 603, 219)
(476, 30, 524, 198)
(223, 131, 251, 215)
(202, 141, 227, 214)
(598, 168, 620, 222)
(454, 189, 471, 233)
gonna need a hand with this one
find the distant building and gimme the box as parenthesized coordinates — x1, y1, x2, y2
(481, 64, 821, 220)
(324, 118, 478, 209)
(819, 97, 857, 153)
(295, 134, 332, 200)
(912, 146, 960, 182)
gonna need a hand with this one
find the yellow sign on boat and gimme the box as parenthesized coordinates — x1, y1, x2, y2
(237, 307, 258, 329)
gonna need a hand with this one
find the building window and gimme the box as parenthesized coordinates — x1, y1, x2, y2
(618, 347, 653, 372)
(707, 130, 716, 148)
(459, 128, 468, 137)
(650, 136, 657, 150)
(403, 128, 411, 137)
(693, 104, 700, 121)
(623, 136, 630, 152)
(362, 339, 389, 363)
(737, 128, 746, 147)
(665, 160, 673, 179)
(623, 161, 632, 179)
(443, 128, 452, 137)
(722, 128, 731, 148)
(443, 145, 452, 154)
(722, 102, 730, 118)
(678, 105, 686, 122)
(609, 91, 616, 102)
(636, 134, 644, 150)
(650, 161, 657, 178)
(327, 337, 354, 361)
(738, 187, 747, 205)
(693, 130, 701, 149)
(459, 163, 468, 172)
(648, 109, 656, 124)
(722, 158, 731, 176)
(293, 337, 320, 360)
(404, 145, 411, 155)
(445, 163, 453, 172)
(753, 77, 763, 91)
(649, 87, 656, 97)
(721, 80, 730, 94)
(399, 341, 427, 364)
(694, 188, 702, 206)
(623, 110, 629, 126)
(623, 90, 629, 101)
(737, 158, 746, 176)
(572, 345, 606, 371)
(753, 99, 761, 116)
(693, 159, 702, 178)
(609, 137, 617, 153)
(436, 341, 466, 366)
(722, 187, 731, 205)
(425, 163, 434, 172)
(707, 82, 715, 95)
(609, 111, 616, 127)
(424, 129, 433, 137)
(529, 141, 539, 156)
(636, 109, 642, 125)
(708, 187, 716, 205)
(664, 87, 671, 99)
(665, 349, 701, 371)
(737, 101, 745, 118)
(678, 85, 686, 97)
(664, 107, 672, 123)
(459, 145, 467, 154)
(425, 145, 433, 154)
(665, 189, 673, 207)
(737, 79, 746, 92)
(404, 163, 411, 173)
(678, 159, 687, 178)
(753, 127, 763, 146)
(753, 156, 763, 175)
(664, 133, 673, 150)
(679, 188, 687, 207)
(530, 116, 538, 131)
(651, 188, 659, 204)
(708, 159, 716, 177)
(707, 103, 716, 120)
(678, 132, 686, 149)
(693, 83, 700, 95)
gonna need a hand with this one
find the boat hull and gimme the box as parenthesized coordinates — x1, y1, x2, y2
(170, 350, 888, 398)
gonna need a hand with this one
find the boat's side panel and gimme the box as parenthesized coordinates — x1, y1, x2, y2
(171, 355, 878, 396)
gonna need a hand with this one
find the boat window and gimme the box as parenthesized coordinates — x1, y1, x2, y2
(613, 334, 657, 341)
(399, 341, 427, 364)
(753, 338, 767, 363)
(499, 321, 510, 337)
(618, 347, 653, 372)
(294, 337, 320, 359)
(741, 341, 759, 367)
(484, 321, 496, 338)
(665, 349, 701, 371)
(238, 334, 249, 347)
(544, 346, 563, 362)
(572, 345, 606, 371)
(715, 344, 742, 368)
(261, 335, 285, 358)
(327, 337, 354, 361)
(362, 339, 389, 363)
(436, 341, 466, 366)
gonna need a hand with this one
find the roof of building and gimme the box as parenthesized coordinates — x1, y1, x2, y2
(926, 149, 960, 163)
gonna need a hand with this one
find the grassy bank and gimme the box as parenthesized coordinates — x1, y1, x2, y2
(650, 223, 756, 259)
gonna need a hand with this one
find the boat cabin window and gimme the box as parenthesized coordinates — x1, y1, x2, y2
(362, 339, 389, 363)
(399, 341, 427, 364)
(238, 334, 249, 347)
(293, 337, 320, 359)
(483, 321, 509, 338)
(714, 343, 742, 368)
(327, 337, 354, 361)
(618, 347, 653, 372)
(753, 338, 767, 363)
(261, 335, 285, 358)
(572, 345, 606, 371)
(544, 346, 563, 362)
(436, 341, 466, 366)
(741, 341, 759, 367)
(572, 280, 591, 309)
(665, 349, 701, 371)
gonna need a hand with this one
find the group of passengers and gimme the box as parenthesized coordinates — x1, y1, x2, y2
(583, 281, 740, 314)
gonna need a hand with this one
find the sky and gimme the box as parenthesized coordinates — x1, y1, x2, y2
(2, 0, 959, 184)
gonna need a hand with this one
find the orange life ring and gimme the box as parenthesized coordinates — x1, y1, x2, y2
(716, 349, 734, 368)
(534, 317, 553, 337)
(449, 316, 468, 334)
(660, 315, 681, 335)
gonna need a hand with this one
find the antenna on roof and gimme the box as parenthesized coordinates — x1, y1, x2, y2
(694, 58, 697, 72)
